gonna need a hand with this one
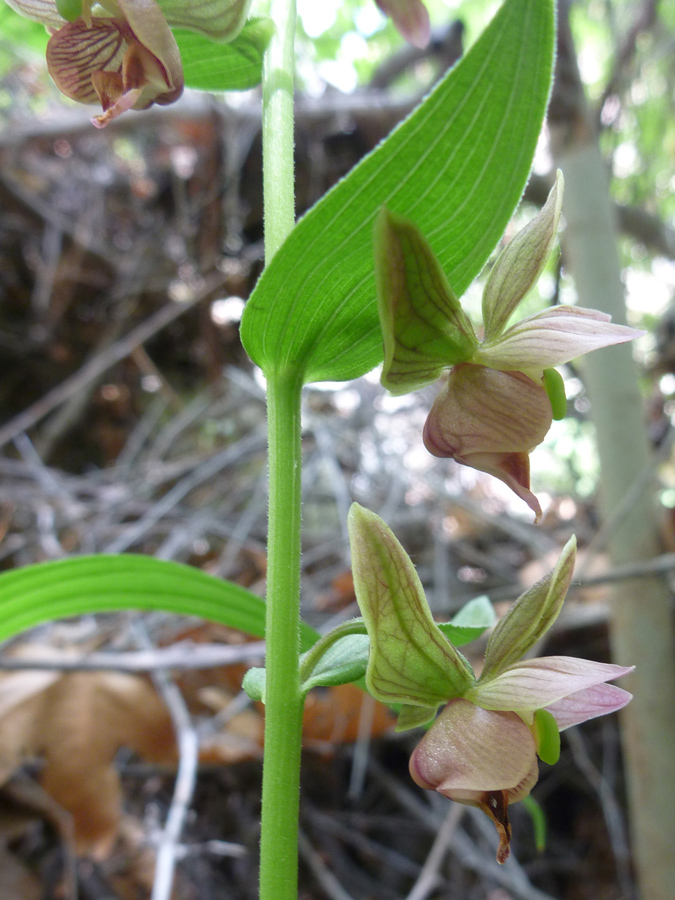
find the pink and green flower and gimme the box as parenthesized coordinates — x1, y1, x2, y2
(3, 0, 250, 126)
(348, 503, 633, 862)
(375, 173, 643, 519)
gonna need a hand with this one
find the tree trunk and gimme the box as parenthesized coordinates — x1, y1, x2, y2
(548, 6, 675, 899)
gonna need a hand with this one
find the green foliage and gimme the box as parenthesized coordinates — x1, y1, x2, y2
(175, 17, 274, 91)
(437, 594, 496, 646)
(0, 555, 319, 647)
(241, 0, 555, 384)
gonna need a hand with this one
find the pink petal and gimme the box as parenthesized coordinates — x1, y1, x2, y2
(118, 0, 183, 93)
(468, 656, 634, 711)
(456, 450, 542, 520)
(476, 306, 644, 372)
(547, 684, 633, 730)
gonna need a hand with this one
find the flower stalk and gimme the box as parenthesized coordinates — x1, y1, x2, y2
(258, 371, 304, 900)
(257, 0, 301, 898)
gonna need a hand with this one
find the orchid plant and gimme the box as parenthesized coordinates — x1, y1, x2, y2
(0, 1, 640, 899)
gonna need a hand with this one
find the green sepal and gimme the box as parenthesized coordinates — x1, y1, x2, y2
(482, 171, 564, 341)
(376, 208, 478, 395)
(481, 537, 577, 680)
(55, 0, 82, 22)
(543, 367, 567, 420)
(242, 666, 266, 702)
(534, 707, 561, 765)
(348, 503, 475, 708)
(437, 595, 496, 646)
(395, 703, 440, 732)
(301, 634, 370, 693)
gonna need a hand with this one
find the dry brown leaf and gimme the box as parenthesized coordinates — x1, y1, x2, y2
(0, 630, 395, 859)
(0, 667, 175, 857)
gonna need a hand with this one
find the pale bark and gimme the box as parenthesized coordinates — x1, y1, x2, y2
(549, 7, 675, 899)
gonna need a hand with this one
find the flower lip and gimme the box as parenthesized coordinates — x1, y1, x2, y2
(38, 0, 184, 127)
(409, 699, 540, 863)
(422, 363, 552, 519)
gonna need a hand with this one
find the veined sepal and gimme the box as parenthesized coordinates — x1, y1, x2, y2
(348, 503, 476, 707)
(375, 208, 478, 395)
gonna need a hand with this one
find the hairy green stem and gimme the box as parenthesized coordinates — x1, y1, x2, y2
(262, 0, 296, 260)
(259, 373, 304, 900)
(259, 2, 300, 897)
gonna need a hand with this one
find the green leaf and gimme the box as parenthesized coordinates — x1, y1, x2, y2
(301, 634, 370, 692)
(0, 555, 319, 648)
(174, 18, 274, 92)
(240, 0, 555, 384)
(0, 5, 49, 60)
(437, 594, 496, 646)
(348, 503, 475, 707)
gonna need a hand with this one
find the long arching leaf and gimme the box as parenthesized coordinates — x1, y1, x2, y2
(0, 555, 319, 649)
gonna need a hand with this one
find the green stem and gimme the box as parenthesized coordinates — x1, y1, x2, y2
(259, 372, 304, 900)
(262, 0, 296, 260)
(259, 2, 300, 897)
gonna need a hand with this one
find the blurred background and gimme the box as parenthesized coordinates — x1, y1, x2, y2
(0, 1, 674, 898)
